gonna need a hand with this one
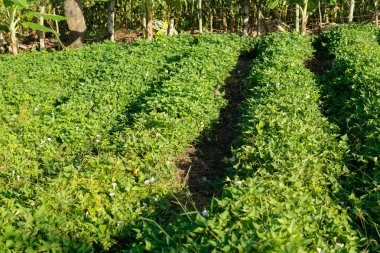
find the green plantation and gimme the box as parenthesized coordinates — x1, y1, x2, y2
(317, 25, 380, 248)
(0, 27, 379, 252)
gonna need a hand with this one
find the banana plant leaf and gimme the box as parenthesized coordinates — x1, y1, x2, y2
(22, 12, 67, 21)
(3, 0, 28, 8)
(21, 22, 58, 35)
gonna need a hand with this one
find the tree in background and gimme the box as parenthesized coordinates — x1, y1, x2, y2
(107, 0, 115, 41)
(165, 0, 185, 35)
(373, 0, 379, 26)
(63, 0, 87, 47)
(142, 0, 156, 39)
(0, 0, 4, 53)
(242, 0, 249, 35)
(197, 0, 202, 32)
(0, 0, 65, 55)
(1, 0, 380, 54)
(348, 0, 355, 22)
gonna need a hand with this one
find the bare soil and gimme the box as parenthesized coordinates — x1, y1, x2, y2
(175, 55, 253, 209)
(304, 57, 332, 76)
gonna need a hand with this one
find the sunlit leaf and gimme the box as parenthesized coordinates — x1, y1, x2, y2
(22, 12, 67, 21)
(21, 22, 58, 34)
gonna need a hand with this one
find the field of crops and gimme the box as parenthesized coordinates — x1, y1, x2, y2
(0, 27, 379, 252)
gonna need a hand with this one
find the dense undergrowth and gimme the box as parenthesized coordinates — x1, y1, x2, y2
(1, 27, 379, 252)
(0, 36, 194, 251)
(127, 33, 361, 252)
(0, 34, 255, 251)
(316, 25, 380, 250)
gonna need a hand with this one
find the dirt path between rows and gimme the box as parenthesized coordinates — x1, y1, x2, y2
(175, 54, 253, 209)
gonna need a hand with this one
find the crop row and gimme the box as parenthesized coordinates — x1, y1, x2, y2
(318, 25, 380, 248)
(0, 37, 194, 187)
(0, 36, 195, 251)
(132, 33, 361, 252)
(2, 41, 192, 185)
(0, 35, 254, 251)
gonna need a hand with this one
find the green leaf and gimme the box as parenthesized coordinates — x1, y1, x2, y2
(22, 12, 67, 21)
(99, 225, 107, 234)
(307, 0, 318, 12)
(165, 0, 182, 8)
(268, 0, 279, 9)
(145, 240, 152, 251)
(256, 121, 265, 135)
(3, 0, 28, 8)
(0, 23, 9, 32)
(21, 22, 57, 34)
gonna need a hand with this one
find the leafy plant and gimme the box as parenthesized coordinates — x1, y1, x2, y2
(128, 32, 361, 252)
(317, 25, 380, 250)
(0, 0, 66, 55)
(0, 34, 253, 251)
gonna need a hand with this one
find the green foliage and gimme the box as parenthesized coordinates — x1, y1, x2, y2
(3, 0, 29, 9)
(126, 32, 361, 252)
(22, 11, 68, 21)
(316, 24, 379, 58)
(0, 0, 65, 54)
(318, 25, 380, 249)
(21, 21, 56, 33)
(285, 0, 336, 13)
(0, 36, 193, 251)
(0, 34, 253, 251)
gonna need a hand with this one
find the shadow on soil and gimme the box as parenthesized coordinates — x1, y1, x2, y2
(109, 53, 254, 251)
(174, 53, 253, 209)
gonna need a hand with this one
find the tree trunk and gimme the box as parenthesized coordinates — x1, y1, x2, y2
(230, 11, 235, 32)
(142, 6, 147, 38)
(63, 0, 87, 48)
(222, 9, 228, 31)
(284, 5, 288, 22)
(130, 0, 133, 29)
(325, 5, 330, 23)
(348, 0, 355, 23)
(209, 8, 214, 32)
(257, 4, 261, 36)
(52, 8, 61, 50)
(9, 8, 17, 55)
(39, 5, 45, 49)
(300, 2, 308, 36)
(242, 0, 249, 35)
(322, 4, 328, 23)
(168, 10, 175, 35)
(0, 32, 4, 54)
(108, 0, 115, 41)
(318, 0, 323, 31)
(250, 3, 256, 35)
(295, 4, 300, 33)
(198, 0, 203, 33)
(10, 29, 17, 56)
(375, 0, 379, 27)
(146, 8, 154, 39)
(333, 5, 338, 23)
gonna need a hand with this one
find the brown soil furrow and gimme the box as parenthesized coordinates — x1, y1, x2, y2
(175, 55, 253, 209)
